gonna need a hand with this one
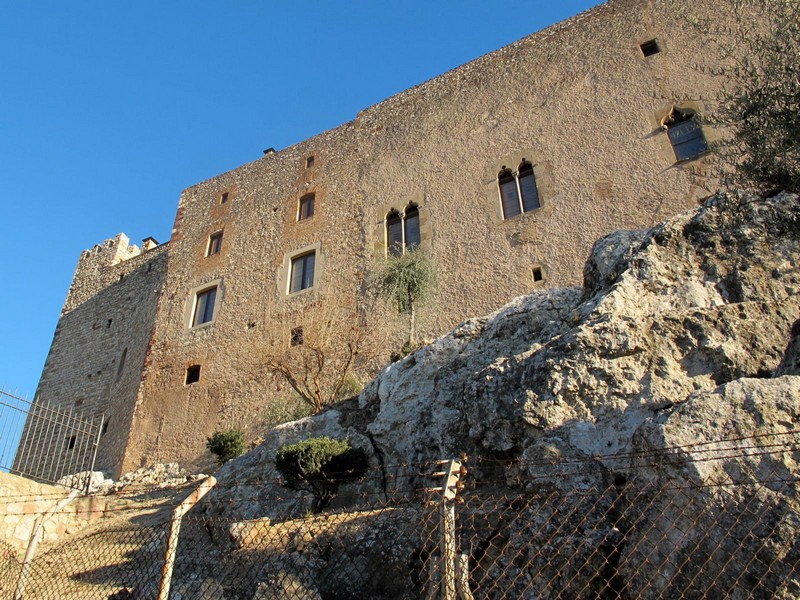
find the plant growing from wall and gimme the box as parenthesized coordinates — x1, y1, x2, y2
(274, 436, 369, 512)
(206, 427, 245, 465)
(376, 249, 436, 348)
(255, 294, 375, 413)
(688, 0, 799, 193)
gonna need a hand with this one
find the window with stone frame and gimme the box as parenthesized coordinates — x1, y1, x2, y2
(499, 160, 541, 220)
(289, 251, 316, 293)
(298, 193, 315, 221)
(192, 287, 217, 327)
(386, 203, 421, 257)
(207, 230, 223, 256)
(664, 109, 709, 162)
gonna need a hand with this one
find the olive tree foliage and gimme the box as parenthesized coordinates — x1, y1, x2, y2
(206, 428, 245, 465)
(688, 0, 799, 193)
(254, 295, 372, 414)
(274, 436, 369, 512)
(375, 249, 436, 348)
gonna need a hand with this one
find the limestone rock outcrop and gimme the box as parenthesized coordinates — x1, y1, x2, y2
(202, 192, 799, 597)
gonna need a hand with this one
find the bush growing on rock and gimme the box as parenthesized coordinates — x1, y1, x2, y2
(274, 436, 369, 512)
(206, 428, 245, 464)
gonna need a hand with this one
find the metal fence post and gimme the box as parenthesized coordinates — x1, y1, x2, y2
(158, 476, 217, 600)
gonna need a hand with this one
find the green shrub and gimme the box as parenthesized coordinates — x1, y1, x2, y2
(206, 428, 245, 465)
(274, 436, 369, 512)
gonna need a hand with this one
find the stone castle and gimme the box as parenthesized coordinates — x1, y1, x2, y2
(18, 0, 742, 478)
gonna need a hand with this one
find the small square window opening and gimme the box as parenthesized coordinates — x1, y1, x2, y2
(207, 231, 223, 256)
(299, 193, 315, 220)
(220, 192, 229, 204)
(532, 267, 544, 282)
(291, 326, 304, 346)
(306, 156, 315, 169)
(640, 39, 660, 57)
(185, 365, 201, 385)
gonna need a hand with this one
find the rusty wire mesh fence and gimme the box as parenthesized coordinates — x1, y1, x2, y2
(2, 452, 799, 598)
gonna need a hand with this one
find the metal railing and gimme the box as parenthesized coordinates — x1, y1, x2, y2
(1, 388, 102, 492)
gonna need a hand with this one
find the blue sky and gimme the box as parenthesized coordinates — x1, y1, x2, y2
(0, 1, 603, 407)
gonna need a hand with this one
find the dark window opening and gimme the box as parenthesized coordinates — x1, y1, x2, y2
(665, 110, 709, 161)
(116, 348, 128, 381)
(185, 365, 201, 385)
(290, 252, 316, 293)
(386, 204, 421, 256)
(640, 39, 660, 57)
(67, 436, 76, 451)
(147, 262, 153, 272)
(220, 192, 229, 204)
(75, 398, 84, 407)
(518, 162, 541, 212)
(499, 162, 541, 220)
(102, 420, 110, 436)
(306, 155, 315, 169)
(107, 319, 113, 328)
(192, 287, 217, 326)
(291, 326, 304, 346)
(532, 267, 544, 282)
(207, 231, 223, 256)
(118, 274, 124, 282)
(299, 193, 315, 220)
(386, 210, 403, 257)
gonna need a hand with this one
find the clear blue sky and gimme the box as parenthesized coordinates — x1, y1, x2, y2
(0, 1, 603, 402)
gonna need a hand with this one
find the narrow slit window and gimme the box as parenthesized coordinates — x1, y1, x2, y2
(306, 155, 315, 169)
(298, 193, 315, 220)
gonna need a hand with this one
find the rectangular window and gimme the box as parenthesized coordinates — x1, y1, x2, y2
(207, 231, 223, 256)
(192, 287, 217, 326)
(220, 192, 229, 204)
(289, 252, 316, 293)
(299, 193, 315, 220)
(306, 155, 315, 169)
(185, 365, 201, 384)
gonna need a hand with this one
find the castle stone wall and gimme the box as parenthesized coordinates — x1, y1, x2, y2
(29, 0, 750, 476)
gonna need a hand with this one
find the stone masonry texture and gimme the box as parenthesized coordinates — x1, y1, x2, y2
(21, 0, 753, 478)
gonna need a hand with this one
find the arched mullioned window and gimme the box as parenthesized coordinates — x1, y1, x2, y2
(499, 161, 540, 220)
(386, 203, 421, 257)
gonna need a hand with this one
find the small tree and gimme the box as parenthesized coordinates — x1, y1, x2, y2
(690, 0, 799, 193)
(206, 428, 245, 465)
(274, 436, 369, 512)
(376, 249, 435, 348)
(255, 295, 374, 413)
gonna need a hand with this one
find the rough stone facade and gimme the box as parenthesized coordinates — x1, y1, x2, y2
(21, 0, 753, 477)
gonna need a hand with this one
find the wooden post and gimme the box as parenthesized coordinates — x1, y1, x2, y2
(157, 476, 216, 600)
(15, 489, 79, 600)
(426, 458, 469, 600)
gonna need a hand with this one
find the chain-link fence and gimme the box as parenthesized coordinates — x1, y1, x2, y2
(2, 452, 799, 599)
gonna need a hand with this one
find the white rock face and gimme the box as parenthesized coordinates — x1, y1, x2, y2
(198, 192, 799, 597)
(360, 192, 800, 489)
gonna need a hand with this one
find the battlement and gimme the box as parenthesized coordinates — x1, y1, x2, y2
(65, 233, 164, 314)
